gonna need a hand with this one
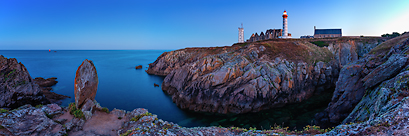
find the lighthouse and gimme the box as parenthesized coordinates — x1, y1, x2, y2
(238, 23, 244, 43)
(282, 10, 288, 38)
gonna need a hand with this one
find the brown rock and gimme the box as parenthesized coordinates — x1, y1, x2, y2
(154, 83, 159, 87)
(74, 59, 99, 109)
(135, 65, 142, 69)
(33, 77, 58, 87)
(0, 55, 49, 109)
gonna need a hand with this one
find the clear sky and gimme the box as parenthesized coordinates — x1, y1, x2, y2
(1, 0, 408, 50)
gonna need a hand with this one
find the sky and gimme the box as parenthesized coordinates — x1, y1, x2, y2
(0, 0, 408, 50)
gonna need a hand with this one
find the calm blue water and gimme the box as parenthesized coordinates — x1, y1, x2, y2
(0, 50, 204, 126)
(0, 50, 332, 130)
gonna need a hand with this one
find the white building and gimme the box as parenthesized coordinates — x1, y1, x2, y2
(238, 23, 244, 43)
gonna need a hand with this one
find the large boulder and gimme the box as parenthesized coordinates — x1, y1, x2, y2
(0, 55, 49, 109)
(74, 59, 98, 109)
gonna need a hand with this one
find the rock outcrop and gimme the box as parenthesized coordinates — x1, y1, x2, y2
(74, 59, 99, 109)
(135, 65, 142, 69)
(0, 104, 66, 136)
(0, 55, 50, 109)
(315, 34, 409, 129)
(324, 37, 385, 67)
(34, 77, 70, 105)
(148, 40, 339, 114)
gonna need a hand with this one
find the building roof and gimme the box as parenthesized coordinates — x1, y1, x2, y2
(314, 29, 342, 35)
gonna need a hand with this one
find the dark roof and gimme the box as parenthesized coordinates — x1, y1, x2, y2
(314, 29, 342, 35)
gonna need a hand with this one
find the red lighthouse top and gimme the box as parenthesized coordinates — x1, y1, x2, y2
(282, 10, 288, 18)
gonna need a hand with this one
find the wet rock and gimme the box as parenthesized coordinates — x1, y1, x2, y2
(33, 77, 58, 87)
(154, 83, 159, 87)
(0, 56, 50, 109)
(74, 59, 99, 109)
(135, 65, 142, 69)
(32, 77, 70, 105)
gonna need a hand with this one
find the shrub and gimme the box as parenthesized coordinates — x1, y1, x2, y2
(101, 107, 109, 113)
(0, 109, 8, 113)
(35, 104, 43, 108)
(130, 112, 152, 122)
(68, 102, 85, 119)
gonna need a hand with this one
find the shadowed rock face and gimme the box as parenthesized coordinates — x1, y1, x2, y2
(316, 34, 409, 128)
(0, 55, 49, 109)
(148, 41, 340, 114)
(74, 59, 98, 109)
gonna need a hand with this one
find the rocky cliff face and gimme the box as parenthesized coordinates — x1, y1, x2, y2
(322, 38, 385, 67)
(315, 34, 409, 130)
(0, 55, 49, 109)
(148, 40, 340, 114)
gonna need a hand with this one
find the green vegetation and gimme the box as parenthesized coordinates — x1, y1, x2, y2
(35, 104, 43, 108)
(0, 108, 8, 113)
(130, 112, 153, 122)
(239, 42, 248, 47)
(0, 125, 4, 129)
(118, 117, 122, 119)
(68, 103, 85, 119)
(310, 41, 329, 47)
(101, 107, 109, 113)
(381, 32, 402, 38)
(44, 111, 53, 119)
(120, 130, 132, 136)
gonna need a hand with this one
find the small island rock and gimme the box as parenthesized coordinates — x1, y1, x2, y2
(135, 65, 142, 69)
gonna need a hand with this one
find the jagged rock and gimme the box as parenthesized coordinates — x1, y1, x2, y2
(0, 104, 66, 136)
(33, 77, 70, 104)
(0, 55, 50, 109)
(150, 41, 338, 114)
(74, 59, 99, 109)
(316, 34, 409, 128)
(33, 77, 58, 87)
(362, 54, 408, 89)
(326, 38, 384, 67)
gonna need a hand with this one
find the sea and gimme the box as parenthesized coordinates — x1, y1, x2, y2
(0, 50, 332, 130)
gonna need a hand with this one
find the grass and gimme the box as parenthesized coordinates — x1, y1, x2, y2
(68, 102, 85, 119)
(101, 107, 109, 113)
(35, 104, 43, 108)
(130, 112, 153, 122)
(369, 34, 409, 56)
(0, 108, 8, 113)
(310, 41, 329, 47)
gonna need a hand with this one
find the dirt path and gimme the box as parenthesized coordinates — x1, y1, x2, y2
(69, 111, 125, 136)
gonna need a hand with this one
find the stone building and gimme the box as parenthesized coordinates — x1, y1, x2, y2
(247, 29, 283, 42)
(314, 26, 342, 38)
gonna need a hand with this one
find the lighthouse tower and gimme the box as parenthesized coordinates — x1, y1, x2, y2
(282, 10, 288, 38)
(238, 23, 244, 43)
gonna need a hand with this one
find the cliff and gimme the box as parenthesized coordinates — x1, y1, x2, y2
(315, 33, 409, 135)
(146, 37, 388, 115)
(147, 40, 342, 114)
(0, 55, 50, 109)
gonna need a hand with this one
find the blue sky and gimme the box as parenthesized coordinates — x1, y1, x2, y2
(1, 0, 408, 50)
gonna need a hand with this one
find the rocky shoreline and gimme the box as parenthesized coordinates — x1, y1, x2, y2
(1, 35, 409, 135)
